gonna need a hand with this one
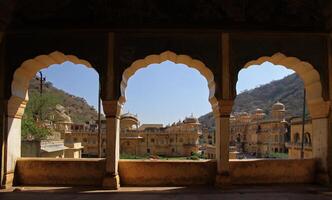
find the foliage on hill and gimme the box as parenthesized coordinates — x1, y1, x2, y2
(27, 78, 99, 124)
(22, 78, 100, 140)
(199, 73, 306, 128)
(22, 91, 61, 140)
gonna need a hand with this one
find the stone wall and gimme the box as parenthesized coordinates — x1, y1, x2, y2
(14, 158, 316, 186)
(15, 158, 105, 186)
(119, 160, 217, 186)
(230, 159, 316, 184)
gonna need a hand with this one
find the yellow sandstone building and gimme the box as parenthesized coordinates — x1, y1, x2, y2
(60, 113, 201, 158)
(286, 118, 313, 159)
(120, 113, 201, 157)
(227, 102, 289, 158)
(56, 102, 312, 160)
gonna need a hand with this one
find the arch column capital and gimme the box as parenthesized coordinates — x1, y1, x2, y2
(213, 99, 234, 118)
(102, 100, 122, 118)
(309, 101, 330, 119)
(7, 96, 27, 119)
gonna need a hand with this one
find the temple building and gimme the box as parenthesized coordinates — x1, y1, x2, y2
(229, 101, 289, 158)
(21, 104, 83, 158)
(58, 113, 201, 158)
(120, 114, 201, 157)
(287, 118, 313, 159)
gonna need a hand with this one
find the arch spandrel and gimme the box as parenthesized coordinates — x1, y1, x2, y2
(119, 50, 220, 116)
(9, 51, 94, 118)
(238, 52, 326, 118)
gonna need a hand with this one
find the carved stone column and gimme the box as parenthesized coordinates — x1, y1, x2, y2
(309, 101, 331, 184)
(3, 96, 26, 188)
(102, 100, 122, 189)
(215, 99, 233, 187)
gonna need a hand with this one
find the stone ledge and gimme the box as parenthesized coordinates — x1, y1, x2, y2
(14, 158, 317, 187)
(15, 158, 106, 186)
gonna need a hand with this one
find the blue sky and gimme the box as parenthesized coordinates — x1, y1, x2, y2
(41, 61, 294, 125)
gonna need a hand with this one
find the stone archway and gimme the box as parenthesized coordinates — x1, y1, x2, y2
(9, 51, 93, 118)
(120, 50, 219, 114)
(102, 50, 221, 189)
(242, 52, 326, 116)
(240, 52, 330, 183)
(4, 51, 94, 187)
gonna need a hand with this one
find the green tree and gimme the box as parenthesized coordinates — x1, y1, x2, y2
(25, 91, 62, 121)
(21, 91, 62, 140)
(21, 117, 51, 140)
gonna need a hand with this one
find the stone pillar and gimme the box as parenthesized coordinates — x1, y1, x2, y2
(0, 33, 4, 188)
(0, 101, 3, 189)
(328, 33, 332, 183)
(102, 100, 122, 189)
(215, 99, 233, 186)
(3, 96, 26, 188)
(309, 101, 330, 184)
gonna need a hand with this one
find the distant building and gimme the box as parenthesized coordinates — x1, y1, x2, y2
(58, 113, 202, 158)
(286, 117, 313, 159)
(63, 121, 107, 157)
(22, 140, 66, 158)
(120, 113, 201, 157)
(21, 104, 83, 158)
(229, 101, 289, 158)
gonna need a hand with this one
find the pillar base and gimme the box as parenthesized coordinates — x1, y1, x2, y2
(2, 172, 14, 189)
(215, 172, 231, 188)
(102, 174, 120, 190)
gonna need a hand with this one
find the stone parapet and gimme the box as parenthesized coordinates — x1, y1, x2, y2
(13, 158, 317, 187)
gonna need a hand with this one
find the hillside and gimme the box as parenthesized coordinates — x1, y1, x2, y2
(28, 78, 99, 123)
(199, 73, 306, 128)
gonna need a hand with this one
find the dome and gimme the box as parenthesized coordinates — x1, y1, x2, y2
(255, 108, 264, 114)
(120, 113, 139, 130)
(183, 114, 199, 124)
(121, 113, 138, 121)
(183, 117, 199, 124)
(239, 112, 249, 116)
(272, 101, 285, 111)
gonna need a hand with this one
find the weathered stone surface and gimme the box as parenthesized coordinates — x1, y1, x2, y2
(14, 159, 316, 187)
(230, 159, 316, 184)
(119, 160, 217, 186)
(14, 158, 106, 186)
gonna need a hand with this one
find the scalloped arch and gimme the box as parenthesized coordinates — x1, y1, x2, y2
(120, 50, 218, 112)
(242, 52, 324, 114)
(8, 51, 93, 118)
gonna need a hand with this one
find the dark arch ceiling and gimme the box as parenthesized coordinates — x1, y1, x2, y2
(0, 0, 331, 32)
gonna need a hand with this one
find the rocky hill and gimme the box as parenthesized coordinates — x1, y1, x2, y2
(28, 78, 99, 123)
(199, 73, 306, 128)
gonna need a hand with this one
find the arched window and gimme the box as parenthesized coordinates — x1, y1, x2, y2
(304, 132, 312, 145)
(294, 133, 300, 144)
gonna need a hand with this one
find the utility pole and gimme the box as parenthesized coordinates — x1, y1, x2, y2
(97, 82, 102, 158)
(35, 71, 46, 120)
(36, 71, 46, 96)
(301, 89, 306, 159)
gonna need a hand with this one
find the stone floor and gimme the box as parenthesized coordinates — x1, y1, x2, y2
(1, 185, 332, 200)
